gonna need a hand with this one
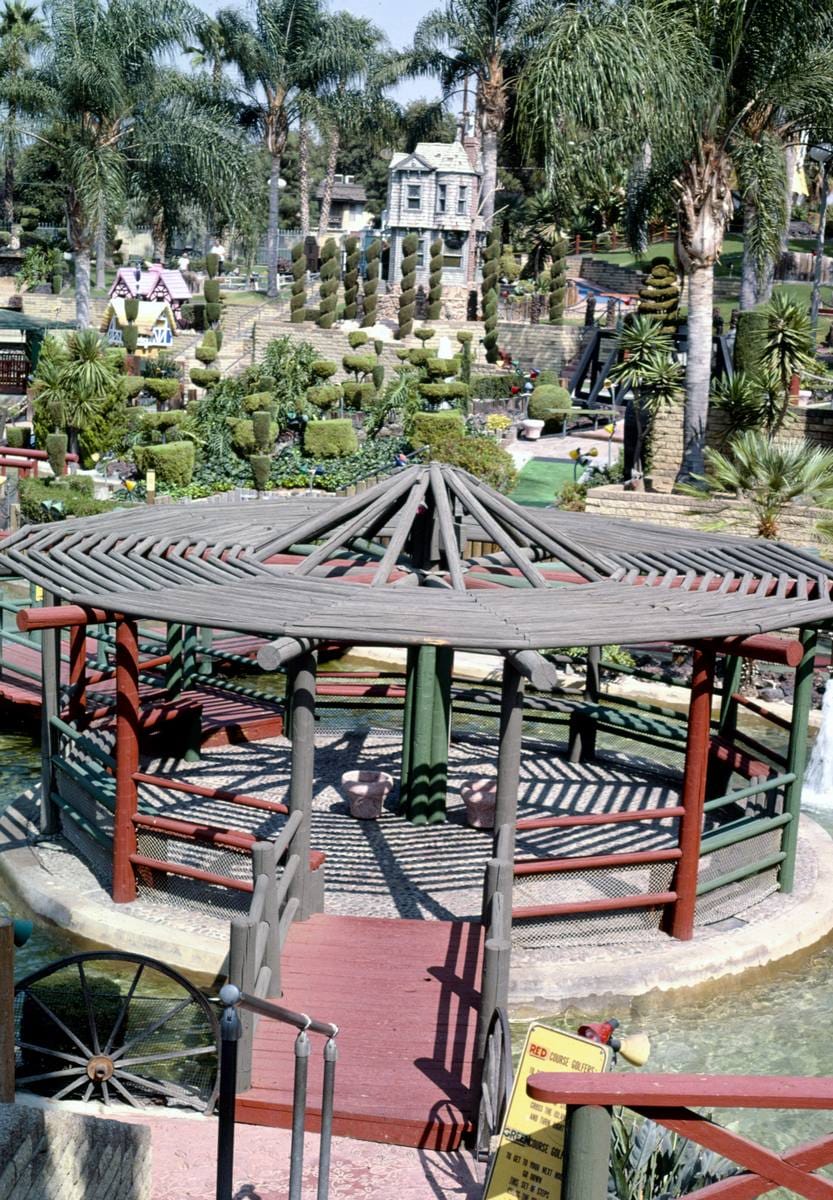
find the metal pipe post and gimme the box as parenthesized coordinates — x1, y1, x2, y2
(289, 1030, 311, 1200)
(215, 985, 242, 1200)
(114, 617, 140, 902)
(287, 651, 317, 920)
(317, 1037, 338, 1200)
(780, 625, 818, 892)
(563, 1104, 612, 1200)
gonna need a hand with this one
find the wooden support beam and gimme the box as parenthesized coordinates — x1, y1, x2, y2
(113, 617, 140, 903)
(663, 642, 716, 940)
(39, 589, 60, 835)
(705, 634, 803, 668)
(17, 604, 108, 631)
(505, 649, 564, 691)
(287, 650, 317, 921)
(780, 625, 818, 893)
(256, 636, 317, 672)
(66, 624, 87, 725)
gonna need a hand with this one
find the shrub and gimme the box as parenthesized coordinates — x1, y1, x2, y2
(733, 309, 769, 374)
(252, 410, 272, 452)
(142, 378, 181, 403)
(124, 376, 145, 399)
(190, 367, 221, 388)
(398, 233, 419, 339)
(250, 453, 272, 491)
(424, 355, 461, 378)
(341, 381, 375, 410)
(205, 253, 220, 278)
(133, 440, 195, 487)
(372, 363, 385, 391)
(45, 432, 67, 476)
(415, 327, 436, 344)
(482, 228, 500, 362)
(195, 331, 218, 364)
(141, 352, 181, 380)
(528, 384, 571, 430)
(457, 331, 473, 384)
(0, 231, 11, 246)
(343, 236, 360, 321)
(318, 239, 339, 329)
(122, 326, 139, 354)
(424, 431, 517, 491)
(243, 390, 275, 414)
(124, 297, 139, 323)
(290, 241, 307, 323)
(362, 238, 381, 327)
(311, 360, 337, 379)
(205, 301, 222, 325)
(306, 383, 342, 411)
(417, 382, 470, 404)
(534, 369, 560, 385)
(428, 239, 442, 321)
(411, 410, 466, 445)
(304, 418, 358, 458)
(6, 426, 27, 448)
(204, 279, 221, 304)
(549, 238, 567, 323)
(469, 374, 516, 400)
(343, 353, 376, 378)
(51, 273, 63, 295)
(348, 331, 368, 349)
(18, 476, 114, 524)
(638, 257, 680, 331)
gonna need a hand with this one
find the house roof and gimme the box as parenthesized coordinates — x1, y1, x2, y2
(110, 266, 191, 302)
(390, 142, 480, 176)
(101, 299, 177, 335)
(315, 180, 367, 203)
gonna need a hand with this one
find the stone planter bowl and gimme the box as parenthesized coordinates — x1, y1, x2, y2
(521, 418, 545, 441)
(461, 778, 497, 829)
(342, 770, 394, 820)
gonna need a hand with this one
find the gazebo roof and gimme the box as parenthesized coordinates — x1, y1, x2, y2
(2, 463, 833, 649)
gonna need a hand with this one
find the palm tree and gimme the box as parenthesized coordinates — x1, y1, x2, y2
(32, 0, 251, 328)
(406, 0, 543, 230)
(219, 0, 324, 297)
(185, 12, 245, 91)
(32, 330, 122, 457)
(517, 0, 833, 479)
(0, 0, 45, 222)
(608, 315, 684, 488)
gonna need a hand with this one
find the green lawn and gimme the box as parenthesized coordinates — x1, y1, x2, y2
(510, 457, 576, 507)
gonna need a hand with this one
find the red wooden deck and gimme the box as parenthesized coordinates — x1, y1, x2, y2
(237, 914, 484, 1150)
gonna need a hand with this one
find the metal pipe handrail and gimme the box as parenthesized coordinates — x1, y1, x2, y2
(231, 987, 338, 1039)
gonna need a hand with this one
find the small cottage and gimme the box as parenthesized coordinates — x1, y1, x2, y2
(316, 176, 374, 234)
(385, 141, 482, 287)
(101, 299, 177, 354)
(110, 265, 191, 325)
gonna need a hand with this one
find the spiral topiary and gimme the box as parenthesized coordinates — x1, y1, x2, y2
(549, 238, 567, 323)
(343, 236, 360, 321)
(428, 238, 443, 321)
(457, 331, 473, 384)
(481, 228, 500, 363)
(398, 233, 419, 339)
(361, 238, 381, 327)
(638, 256, 680, 333)
(317, 238, 338, 329)
(290, 241, 307, 323)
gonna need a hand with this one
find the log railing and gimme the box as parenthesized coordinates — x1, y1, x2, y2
(525, 1070, 833, 1200)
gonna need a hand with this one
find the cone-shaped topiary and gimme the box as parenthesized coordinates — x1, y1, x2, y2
(205, 253, 219, 279)
(318, 238, 339, 329)
(398, 233, 419, 339)
(343, 236, 360, 320)
(549, 238, 567, 323)
(482, 228, 500, 363)
(205, 301, 222, 325)
(124, 298, 139, 323)
(252, 410, 272, 453)
(204, 279, 221, 304)
(250, 454, 271, 492)
(457, 331, 473, 385)
(122, 326, 139, 354)
(638, 257, 680, 333)
(290, 241, 307, 323)
(362, 238, 381, 327)
(428, 238, 443, 320)
(45, 432, 67, 477)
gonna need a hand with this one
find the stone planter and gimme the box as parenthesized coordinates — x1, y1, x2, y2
(342, 770, 393, 820)
(461, 778, 497, 829)
(520, 418, 544, 441)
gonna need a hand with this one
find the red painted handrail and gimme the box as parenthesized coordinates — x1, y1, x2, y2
(516, 804, 685, 831)
(129, 854, 253, 891)
(512, 891, 676, 920)
(133, 771, 289, 815)
(513, 847, 681, 876)
(132, 811, 256, 851)
(1, 445, 79, 464)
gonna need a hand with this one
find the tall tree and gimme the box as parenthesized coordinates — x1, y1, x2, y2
(219, 0, 324, 297)
(0, 0, 45, 222)
(518, 0, 833, 479)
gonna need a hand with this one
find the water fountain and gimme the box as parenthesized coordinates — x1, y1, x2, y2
(803, 675, 833, 809)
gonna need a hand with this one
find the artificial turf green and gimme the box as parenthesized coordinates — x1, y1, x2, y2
(509, 457, 576, 507)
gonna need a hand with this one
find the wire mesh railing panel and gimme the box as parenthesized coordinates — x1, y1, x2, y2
(695, 828, 782, 926)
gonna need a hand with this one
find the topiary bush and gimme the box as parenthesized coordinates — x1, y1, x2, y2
(45, 432, 67, 476)
(122, 325, 138, 354)
(250, 453, 271, 491)
(372, 362, 385, 391)
(362, 238, 381, 327)
(428, 238, 443, 320)
(142, 378, 181, 404)
(343, 353, 376, 378)
(638, 257, 680, 332)
(311, 360, 337, 379)
(317, 239, 339, 329)
(417, 381, 470, 406)
(252, 410, 272, 452)
(304, 418, 358, 458)
(528, 383, 571, 432)
(205, 253, 220, 279)
(243, 390, 274, 414)
(133, 440, 195, 487)
(124, 298, 139, 323)
(51, 273, 63, 295)
(734, 309, 769, 374)
(398, 234, 419, 339)
(290, 241, 307, 323)
(195, 329, 218, 364)
(6, 426, 26, 448)
(347, 331, 368, 349)
(204, 279, 221, 305)
(415, 327, 435, 344)
(306, 383, 341, 411)
(341, 381, 375, 410)
(205, 301, 222, 325)
(423, 430, 517, 491)
(343, 236, 360, 321)
(482, 228, 500, 363)
(411, 410, 466, 445)
(190, 367, 220, 388)
(549, 238, 567, 323)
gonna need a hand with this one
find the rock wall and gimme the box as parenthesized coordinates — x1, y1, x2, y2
(495, 322, 592, 375)
(0, 1103, 151, 1200)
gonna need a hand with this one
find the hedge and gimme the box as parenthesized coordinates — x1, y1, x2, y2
(133, 440, 195, 487)
(411, 410, 465, 446)
(304, 418, 358, 458)
(341, 381, 375, 410)
(6, 426, 28, 448)
(19, 477, 114, 524)
(470, 374, 516, 399)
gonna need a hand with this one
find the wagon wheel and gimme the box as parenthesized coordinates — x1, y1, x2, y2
(475, 1006, 514, 1164)
(14, 952, 219, 1112)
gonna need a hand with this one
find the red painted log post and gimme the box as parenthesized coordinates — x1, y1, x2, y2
(66, 624, 87, 725)
(113, 617, 140, 903)
(662, 643, 716, 940)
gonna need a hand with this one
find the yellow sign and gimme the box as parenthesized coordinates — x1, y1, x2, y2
(484, 1023, 611, 1200)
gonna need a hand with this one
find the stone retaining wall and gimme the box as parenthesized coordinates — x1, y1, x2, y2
(0, 1103, 151, 1200)
(496, 322, 592, 374)
(585, 482, 828, 547)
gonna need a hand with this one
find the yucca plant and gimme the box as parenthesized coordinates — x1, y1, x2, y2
(709, 372, 766, 444)
(691, 431, 833, 539)
(609, 316, 683, 487)
(762, 293, 817, 426)
(609, 1112, 738, 1200)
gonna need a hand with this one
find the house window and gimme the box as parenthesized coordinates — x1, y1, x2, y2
(442, 231, 465, 269)
(437, 183, 447, 214)
(457, 185, 468, 215)
(407, 183, 421, 210)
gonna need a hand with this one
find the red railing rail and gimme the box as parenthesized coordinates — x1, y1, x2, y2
(525, 1071, 833, 1200)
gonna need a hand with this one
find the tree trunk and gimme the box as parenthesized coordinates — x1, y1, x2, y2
(75, 248, 92, 329)
(628, 139, 652, 257)
(3, 103, 16, 224)
(317, 126, 339, 241)
(480, 126, 499, 231)
(150, 210, 166, 262)
(681, 264, 714, 478)
(266, 151, 282, 298)
(298, 115, 310, 238)
(95, 214, 106, 291)
(738, 196, 759, 310)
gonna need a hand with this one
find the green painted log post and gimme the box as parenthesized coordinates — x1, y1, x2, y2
(563, 1104, 612, 1200)
(779, 625, 817, 893)
(408, 645, 438, 825)
(398, 646, 419, 812)
(182, 624, 199, 690)
(95, 626, 109, 670)
(707, 653, 742, 799)
(166, 623, 183, 696)
(199, 627, 213, 677)
(427, 646, 453, 824)
(39, 589, 60, 834)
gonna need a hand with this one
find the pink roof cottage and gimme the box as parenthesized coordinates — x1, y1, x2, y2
(110, 264, 191, 325)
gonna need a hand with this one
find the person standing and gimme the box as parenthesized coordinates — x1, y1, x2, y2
(209, 238, 226, 275)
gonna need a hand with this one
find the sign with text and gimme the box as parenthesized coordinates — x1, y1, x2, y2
(484, 1023, 611, 1200)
